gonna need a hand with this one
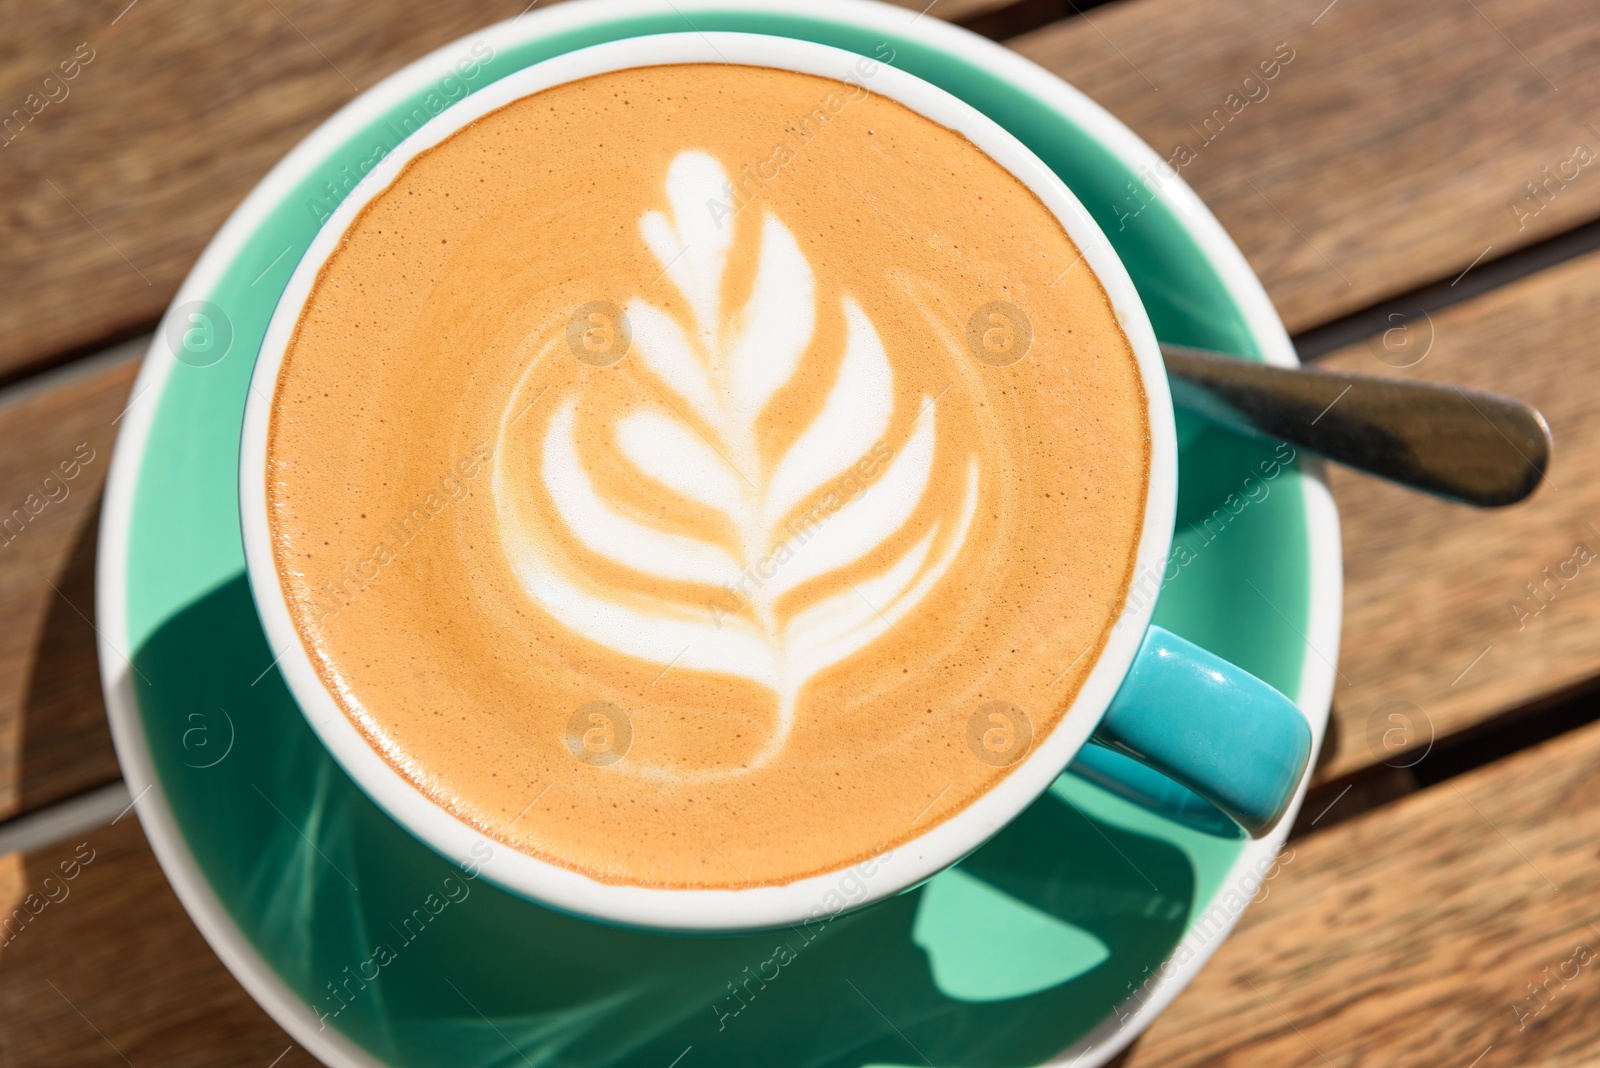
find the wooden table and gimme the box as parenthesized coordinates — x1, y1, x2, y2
(3, 0, 1598, 1063)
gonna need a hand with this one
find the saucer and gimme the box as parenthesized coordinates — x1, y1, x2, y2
(96, 2, 1339, 1065)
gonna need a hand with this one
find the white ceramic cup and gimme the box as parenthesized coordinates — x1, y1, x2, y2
(241, 31, 1186, 932)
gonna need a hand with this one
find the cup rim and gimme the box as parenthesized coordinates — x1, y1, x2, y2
(238, 29, 1178, 932)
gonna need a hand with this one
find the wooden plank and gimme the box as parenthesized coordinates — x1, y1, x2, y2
(0, 0, 1004, 382)
(0, 346, 137, 823)
(0, 818, 319, 1067)
(1314, 250, 1600, 780)
(1009, 0, 1600, 334)
(1122, 714, 1600, 1067)
(0, 0, 532, 379)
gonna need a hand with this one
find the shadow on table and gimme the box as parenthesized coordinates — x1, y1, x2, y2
(16, 499, 120, 816)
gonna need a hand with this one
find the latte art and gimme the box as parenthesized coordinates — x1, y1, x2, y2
(267, 64, 1149, 888)
(493, 151, 980, 773)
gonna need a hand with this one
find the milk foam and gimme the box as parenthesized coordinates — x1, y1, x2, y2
(492, 152, 978, 770)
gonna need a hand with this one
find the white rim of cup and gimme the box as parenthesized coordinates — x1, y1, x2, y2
(237, 30, 1179, 933)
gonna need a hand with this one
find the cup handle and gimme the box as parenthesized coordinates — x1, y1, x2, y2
(1078, 625, 1312, 836)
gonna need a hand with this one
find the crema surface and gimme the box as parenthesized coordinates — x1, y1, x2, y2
(267, 64, 1149, 889)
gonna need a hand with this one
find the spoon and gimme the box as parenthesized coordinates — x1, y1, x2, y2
(1160, 343, 1552, 507)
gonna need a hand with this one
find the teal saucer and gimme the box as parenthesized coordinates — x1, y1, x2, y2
(96, 2, 1338, 1065)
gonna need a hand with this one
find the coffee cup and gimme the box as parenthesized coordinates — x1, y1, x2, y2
(239, 30, 1310, 932)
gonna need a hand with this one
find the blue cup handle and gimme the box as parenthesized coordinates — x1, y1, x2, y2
(1077, 625, 1312, 836)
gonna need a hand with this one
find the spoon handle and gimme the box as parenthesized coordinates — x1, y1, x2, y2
(1160, 343, 1552, 507)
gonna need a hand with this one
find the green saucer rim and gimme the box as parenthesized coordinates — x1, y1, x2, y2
(94, 3, 1339, 1065)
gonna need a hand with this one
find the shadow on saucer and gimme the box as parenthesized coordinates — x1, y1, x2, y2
(135, 575, 1202, 1068)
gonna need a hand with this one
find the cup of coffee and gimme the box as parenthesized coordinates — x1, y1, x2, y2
(239, 30, 1311, 932)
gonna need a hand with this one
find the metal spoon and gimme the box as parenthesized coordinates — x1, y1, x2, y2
(1160, 343, 1552, 507)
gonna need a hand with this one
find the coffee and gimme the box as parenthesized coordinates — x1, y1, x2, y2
(266, 63, 1149, 889)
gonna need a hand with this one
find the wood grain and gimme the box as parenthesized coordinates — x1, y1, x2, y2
(0, 0, 1005, 383)
(1123, 711, 1600, 1067)
(0, 0, 530, 380)
(1009, 0, 1600, 334)
(1315, 249, 1600, 780)
(0, 344, 137, 825)
(0, 818, 319, 1068)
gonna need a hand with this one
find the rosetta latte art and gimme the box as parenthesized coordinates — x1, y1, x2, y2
(492, 151, 980, 771)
